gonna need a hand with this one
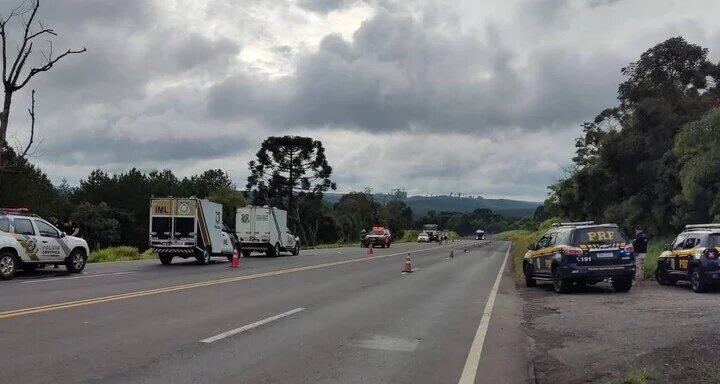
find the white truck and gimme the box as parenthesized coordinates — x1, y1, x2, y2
(235, 206, 300, 257)
(149, 198, 237, 265)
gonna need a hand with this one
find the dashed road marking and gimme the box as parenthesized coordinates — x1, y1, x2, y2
(200, 307, 306, 343)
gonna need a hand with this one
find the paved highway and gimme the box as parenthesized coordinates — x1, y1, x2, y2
(0, 240, 525, 384)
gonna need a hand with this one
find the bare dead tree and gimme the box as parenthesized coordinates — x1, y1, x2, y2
(0, 0, 85, 181)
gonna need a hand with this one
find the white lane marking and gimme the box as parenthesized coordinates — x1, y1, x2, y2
(351, 334, 419, 352)
(200, 307, 306, 344)
(458, 243, 511, 384)
(20, 271, 137, 284)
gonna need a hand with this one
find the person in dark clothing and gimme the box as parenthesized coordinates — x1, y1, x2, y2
(62, 219, 81, 238)
(632, 226, 649, 281)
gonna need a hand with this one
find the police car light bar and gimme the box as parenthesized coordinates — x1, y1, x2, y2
(553, 221, 595, 227)
(685, 224, 720, 229)
(0, 207, 29, 214)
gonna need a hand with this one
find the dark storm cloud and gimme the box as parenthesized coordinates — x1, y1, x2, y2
(207, 9, 620, 134)
(43, 132, 250, 166)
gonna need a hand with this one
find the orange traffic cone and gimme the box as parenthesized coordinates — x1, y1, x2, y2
(403, 255, 413, 273)
(367, 245, 374, 255)
(230, 248, 240, 268)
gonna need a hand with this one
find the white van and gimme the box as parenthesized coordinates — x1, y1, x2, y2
(235, 206, 299, 257)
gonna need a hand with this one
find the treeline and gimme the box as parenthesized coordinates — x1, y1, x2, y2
(538, 37, 720, 235)
(1, 151, 514, 250)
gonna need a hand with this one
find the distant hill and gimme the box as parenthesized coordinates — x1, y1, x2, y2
(323, 193, 540, 219)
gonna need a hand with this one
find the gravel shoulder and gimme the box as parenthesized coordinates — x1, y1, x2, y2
(518, 278, 720, 383)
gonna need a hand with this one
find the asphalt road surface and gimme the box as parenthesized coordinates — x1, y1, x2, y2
(0, 240, 526, 384)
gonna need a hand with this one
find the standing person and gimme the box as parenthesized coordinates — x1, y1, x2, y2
(62, 219, 81, 238)
(632, 226, 648, 281)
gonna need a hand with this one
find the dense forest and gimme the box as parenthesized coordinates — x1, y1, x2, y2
(538, 37, 720, 236)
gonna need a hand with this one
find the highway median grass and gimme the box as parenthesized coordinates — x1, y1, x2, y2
(88, 246, 156, 263)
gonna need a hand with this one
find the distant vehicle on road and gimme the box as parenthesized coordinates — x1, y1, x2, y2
(417, 232, 430, 243)
(655, 224, 720, 293)
(0, 208, 90, 280)
(422, 224, 443, 242)
(523, 221, 635, 293)
(476, 229, 485, 240)
(362, 226, 392, 248)
(149, 198, 236, 265)
(235, 206, 299, 257)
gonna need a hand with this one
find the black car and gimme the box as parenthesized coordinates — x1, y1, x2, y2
(655, 224, 720, 293)
(523, 221, 636, 293)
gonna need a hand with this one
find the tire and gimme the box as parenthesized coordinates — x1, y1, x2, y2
(159, 254, 173, 265)
(386, 242, 391, 248)
(65, 249, 87, 273)
(275, 243, 281, 257)
(241, 250, 252, 258)
(690, 269, 708, 293)
(292, 244, 299, 256)
(552, 268, 572, 294)
(655, 267, 676, 286)
(612, 277, 633, 293)
(227, 254, 234, 262)
(0, 251, 17, 280)
(523, 262, 536, 287)
(196, 249, 211, 265)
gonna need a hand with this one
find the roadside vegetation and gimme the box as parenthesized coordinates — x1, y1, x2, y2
(88, 246, 156, 263)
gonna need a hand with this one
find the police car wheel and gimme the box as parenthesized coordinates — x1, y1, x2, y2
(523, 263, 536, 287)
(292, 244, 299, 256)
(552, 269, 572, 294)
(655, 268, 676, 286)
(0, 252, 17, 280)
(159, 254, 173, 265)
(65, 250, 87, 273)
(611, 277, 632, 292)
(690, 269, 708, 293)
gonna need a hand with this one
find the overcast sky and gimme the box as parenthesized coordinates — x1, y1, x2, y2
(3, 0, 720, 201)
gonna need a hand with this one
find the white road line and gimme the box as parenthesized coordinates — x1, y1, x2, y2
(20, 271, 137, 284)
(200, 307, 306, 344)
(458, 243, 511, 384)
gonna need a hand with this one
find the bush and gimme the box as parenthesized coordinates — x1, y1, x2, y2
(88, 246, 156, 263)
(445, 231, 461, 241)
(643, 236, 673, 279)
(495, 230, 534, 278)
(399, 229, 420, 242)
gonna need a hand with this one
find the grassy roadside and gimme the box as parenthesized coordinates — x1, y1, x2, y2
(88, 246, 156, 263)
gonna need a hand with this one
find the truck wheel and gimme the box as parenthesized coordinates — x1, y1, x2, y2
(690, 269, 708, 293)
(159, 254, 173, 265)
(65, 249, 87, 273)
(611, 277, 633, 292)
(241, 250, 251, 258)
(196, 249, 211, 265)
(0, 252, 17, 280)
(292, 244, 299, 256)
(274, 243, 281, 257)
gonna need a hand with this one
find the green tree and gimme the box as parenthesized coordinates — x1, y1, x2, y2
(70, 202, 120, 250)
(247, 136, 336, 232)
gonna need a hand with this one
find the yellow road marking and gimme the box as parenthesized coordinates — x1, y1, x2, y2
(0, 244, 453, 320)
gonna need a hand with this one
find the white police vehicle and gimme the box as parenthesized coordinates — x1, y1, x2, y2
(0, 208, 90, 280)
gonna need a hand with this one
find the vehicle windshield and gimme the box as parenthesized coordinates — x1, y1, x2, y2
(707, 234, 720, 248)
(369, 229, 385, 235)
(423, 224, 438, 231)
(571, 227, 627, 245)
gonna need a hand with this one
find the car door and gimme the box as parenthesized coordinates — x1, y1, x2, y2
(677, 237, 700, 273)
(667, 234, 688, 273)
(34, 219, 69, 261)
(11, 217, 41, 261)
(531, 232, 556, 275)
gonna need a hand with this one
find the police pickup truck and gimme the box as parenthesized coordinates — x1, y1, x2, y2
(523, 221, 635, 293)
(0, 208, 90, 280)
